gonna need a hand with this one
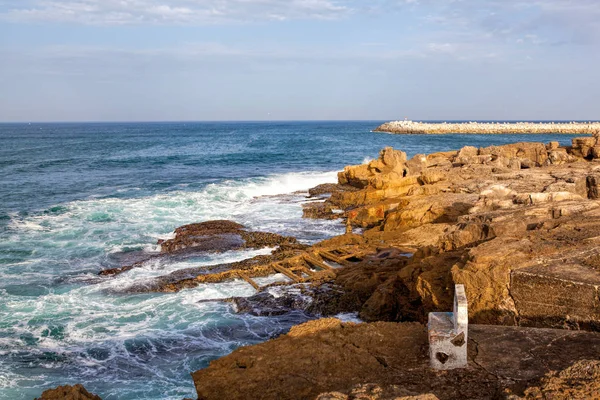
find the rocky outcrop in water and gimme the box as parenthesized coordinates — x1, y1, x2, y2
(99, 220, 299, 276)
(35, 384, 102, 400)
(124, 248, 311, 293)
(159, 220, 297, 254)
(230, 283, 352, 317)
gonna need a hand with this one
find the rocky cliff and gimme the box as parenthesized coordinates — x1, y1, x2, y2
(303, 138, 600, 330)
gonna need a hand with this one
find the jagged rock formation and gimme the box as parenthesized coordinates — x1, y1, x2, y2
(301, 139, 600, 330)
(374, 120, 600, 135)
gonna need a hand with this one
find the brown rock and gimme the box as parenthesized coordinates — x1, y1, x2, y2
(192, 320, 600, 400)
(405, 154, 427, 175)
(309, 183, 343, 197)
(419, 170, 446, 185)
(347, 202, 396, 228)
(518, 360, 600, 399)
(159, 220, 297, 254)
(317, 385, 440, 400)
(295, 142, 600, 330)
(547, 149, 576, 165)
(571, 137, 596, 158)
(479, 142, 549, 166)
(35, 384, 102, 400)
(546, 141, 560, 150)
(303, 201, 338, 219)
(587, 174, 600, 199)
(382, 194, 476, 232)
(511, 262, 600, 330)
(457, 146, 479, 158)
(338, 147, 409, 190)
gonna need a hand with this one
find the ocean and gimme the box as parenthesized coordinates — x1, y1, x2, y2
(0, 121, 580, 399)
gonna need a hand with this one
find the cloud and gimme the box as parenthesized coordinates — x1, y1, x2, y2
(3, 0, 599, 47)
(427, 42, 457, 54)
(1, 0, 353, 24)
(0, 41, 433, 75)
(405, 0, 600, 46)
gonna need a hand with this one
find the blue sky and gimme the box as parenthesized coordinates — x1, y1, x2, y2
(1, 0, 599, 121)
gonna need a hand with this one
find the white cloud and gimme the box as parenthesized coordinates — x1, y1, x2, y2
(3, 0, 599, 46)
(419, 0, 600, 45)
(427, 42, 457, 54)
(1, 0, 352, 24)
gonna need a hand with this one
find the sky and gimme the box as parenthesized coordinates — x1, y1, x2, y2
(1, 0, 599, 122)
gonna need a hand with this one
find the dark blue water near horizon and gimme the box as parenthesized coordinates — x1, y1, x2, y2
(0, 120, 583, 214)
(0, 121, 582, 399)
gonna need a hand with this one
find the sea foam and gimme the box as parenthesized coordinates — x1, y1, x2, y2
(0, 170, 340, 400)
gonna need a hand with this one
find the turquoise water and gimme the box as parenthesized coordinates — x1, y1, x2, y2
(0, 121, 580, 399)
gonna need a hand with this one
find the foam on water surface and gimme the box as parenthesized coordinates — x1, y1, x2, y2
(0, 170, 341, 400)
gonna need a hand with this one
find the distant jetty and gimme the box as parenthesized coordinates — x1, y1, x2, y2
(374, 120, 600, 135)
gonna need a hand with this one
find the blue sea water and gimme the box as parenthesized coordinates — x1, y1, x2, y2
(0, 121, 581, 399)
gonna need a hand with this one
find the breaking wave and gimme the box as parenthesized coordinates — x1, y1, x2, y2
(0, 170, 341, 400)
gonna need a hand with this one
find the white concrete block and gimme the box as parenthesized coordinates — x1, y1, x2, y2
(428, 284, 468, 370)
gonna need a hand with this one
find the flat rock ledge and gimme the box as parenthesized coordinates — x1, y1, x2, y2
(192, 318, 600, 400)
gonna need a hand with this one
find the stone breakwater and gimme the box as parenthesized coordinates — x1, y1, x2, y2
(374, 120, 600, 134)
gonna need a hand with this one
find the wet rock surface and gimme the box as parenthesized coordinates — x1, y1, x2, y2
(160, 220, 297, 254)
(123, 248, 310, 293)
(98, 220, 299, 276)
(230, 283, 353, 317)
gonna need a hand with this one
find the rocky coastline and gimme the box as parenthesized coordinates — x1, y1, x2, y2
(374, 120, 600, 135)
(38, 134, 600, 399)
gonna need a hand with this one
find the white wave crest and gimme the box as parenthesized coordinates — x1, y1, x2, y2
(0, 170, 341, 399)
(5, 171, 342, 270)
